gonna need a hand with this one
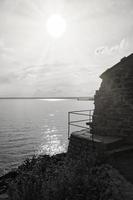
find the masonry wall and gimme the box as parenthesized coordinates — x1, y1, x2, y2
(91, 55, 133, 141)
(67, 134, 94, 159)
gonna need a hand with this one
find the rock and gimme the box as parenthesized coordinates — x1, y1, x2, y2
(92, 54, 133, 140)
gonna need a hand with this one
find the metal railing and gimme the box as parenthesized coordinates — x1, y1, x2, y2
(68, 109, 94, 139)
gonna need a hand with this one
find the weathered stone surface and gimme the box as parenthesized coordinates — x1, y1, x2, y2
(67, 130, 125, 158)
(91, 54, 133, 142)
(67, 130, 94, 159)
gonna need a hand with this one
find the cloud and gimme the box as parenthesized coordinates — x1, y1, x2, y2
(110, 0, 133, 14)
(119, 38, 128, 50)
(0, 75, 12, 84)
(0, 38, 15, 63)
(0, 38, 13, 53)
(0, 73, 19, 84)
(12, 62, 100, 97)
(0, 0, 132, 96)
(95, 38, 128, 55)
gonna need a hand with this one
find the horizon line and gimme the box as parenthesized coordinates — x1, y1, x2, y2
(0, 96, 94, 100)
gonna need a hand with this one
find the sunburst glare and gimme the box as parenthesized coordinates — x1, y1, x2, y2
(46, 14, 66, 38)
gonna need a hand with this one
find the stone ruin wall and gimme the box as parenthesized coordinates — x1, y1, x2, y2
(91, 55, 133, 142)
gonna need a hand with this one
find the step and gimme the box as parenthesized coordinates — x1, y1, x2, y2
(71, 130, 124, 151)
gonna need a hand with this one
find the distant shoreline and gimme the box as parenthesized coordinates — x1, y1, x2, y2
(0, 97, 94, 101)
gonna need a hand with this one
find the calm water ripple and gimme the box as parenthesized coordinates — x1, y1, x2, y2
(0, 99, 94, 176)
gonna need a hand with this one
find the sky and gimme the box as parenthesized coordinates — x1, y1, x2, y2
(0, 0, 133, 97)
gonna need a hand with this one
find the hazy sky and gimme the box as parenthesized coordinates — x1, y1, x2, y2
(0, 0, 133, 97)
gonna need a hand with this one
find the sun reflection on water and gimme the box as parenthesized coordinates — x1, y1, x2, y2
(38, 127, 66, 156)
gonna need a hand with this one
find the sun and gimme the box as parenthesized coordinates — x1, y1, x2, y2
(46, 14, 66, 38)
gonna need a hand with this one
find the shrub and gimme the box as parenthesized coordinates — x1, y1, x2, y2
(8, 153, 128, 200)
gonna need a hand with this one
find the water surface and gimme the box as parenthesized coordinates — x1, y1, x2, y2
(0, 99, 94, 175)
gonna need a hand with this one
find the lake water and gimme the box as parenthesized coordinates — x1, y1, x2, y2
(0, 99, 94, 176)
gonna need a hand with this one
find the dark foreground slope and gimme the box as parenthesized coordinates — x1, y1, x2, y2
(1, 151, 133, 200)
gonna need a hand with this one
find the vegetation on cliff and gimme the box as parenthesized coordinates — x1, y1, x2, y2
(3, 151, 132, 200)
